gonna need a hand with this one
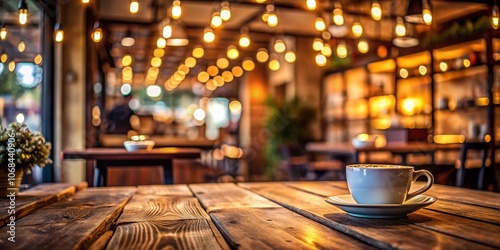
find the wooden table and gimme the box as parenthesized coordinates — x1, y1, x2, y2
(306, 142, 462, 165)
(2, 181, 499, 249)
(62, 147, 201, 187)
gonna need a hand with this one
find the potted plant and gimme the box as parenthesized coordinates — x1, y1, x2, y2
(0, 122, 51, 196)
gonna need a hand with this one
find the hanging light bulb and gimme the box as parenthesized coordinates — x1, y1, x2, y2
(18, 41, 26, 52)
(171, 0, 182, 19)
(315, 17, 326, 31)
(274, 39, 286, 53)
(239, 32, 251, 48)
(1, 54, 7, 63)
(422, 0, 432, 25)
(220, 2, 231, 21)
(306, 0, 316, 10)
(82, 0, 90, 3)
(357, 38, 369, 53)
(157, 37, 167, 48)
(336, 42, 348, 58)
(256, 0, 266, 3)
(256, 48, 269, 63)
(315, 53, 327, 66)
(54, 23, 64, 42)
(163, 23, 172, 38)
(267, 13, 278, 27)
(0, 25, 7, 40)
(91, 22, 103, 42)
(268, 54, 280, 71)
(242, 57, 255, 71)
(217, 57, 229, 69)
(192, 45, 205, 58)
(18, 0, 28, 25)
(493, 4, 500, 29)
(122, 55, 133, 67)
(321, 43, 332, 57)
(371, 0, 382, 21)
(130, 0, 139, 14)
(312, 38, 324, 51)
(333, 6, 344, 26)
(211, 12, 223, 28)
(34, 54, 42, 65)
(285, 51, 296, 63)
(351, 22, 363, 37)
(227, 45, 239, 59)
(9, 61, 15, 72)
(203, 27, 215, 43)
(395, 17, 406, 37)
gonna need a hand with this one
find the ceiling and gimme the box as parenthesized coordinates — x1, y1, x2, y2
(98, 0, 489, 89)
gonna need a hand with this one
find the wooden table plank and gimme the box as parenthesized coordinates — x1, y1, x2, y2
(136, 184, 193, 196)
(189, 183, 280, 212)
(1, 187, 136, 250)
(210, 207, 375, 250)
(240, 182, 495, 249)
(0, 183, 83, 227)
(107, 220, 223, 250)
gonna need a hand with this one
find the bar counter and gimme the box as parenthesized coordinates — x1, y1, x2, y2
(0, 181, 499, 249)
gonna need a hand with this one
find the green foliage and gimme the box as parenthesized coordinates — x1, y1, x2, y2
(263, 97, 317, 178)
(0, 122, 52, 173)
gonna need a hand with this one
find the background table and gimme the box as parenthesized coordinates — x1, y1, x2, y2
(1, 181, 499, 249)
(62, 147, 201, 186)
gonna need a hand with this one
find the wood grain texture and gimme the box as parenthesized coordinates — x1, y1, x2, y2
(1, 187, 136, 250)
(241, 182, 494, 250)
(136, 184, 193, 196)
(88, 231, 114, 250)
(426, 199, 500, 225)
(210, 207, 375, 250)
(189, 183, 280, 212)
(0, 183, 78, 227)
(117, 196, 209, 224)
(107, 220, 223, 250)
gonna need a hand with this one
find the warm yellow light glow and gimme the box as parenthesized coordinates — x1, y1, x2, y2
(8, 61, 15, 72)
(185, 57, 197, 68)
(395, 18, 406, 36)
(222, 71, 234, 82)
(267, 13, 278, 27)
(239, 33, 251, 47)
(18, 41, 25, 52)
(315, 53, 327, 66)
(205, 79, 217, 90)
(274, 39, 286, 53)
(0, 26, 6, 40)
(193, 108, 206, 121)
(162, 24, 172, 38)
(157, 37, 167, 48)
(418, 65, 427, 75)
(242, 58, 255, 71)
(54, 29, 64, 42)
(371, 1, 382, 21)
(207, 65, 219, 76)
(357, 39, 369, 53)
(214, 75, 225, 86)
(333, 8, 344, 26)
(400, 68, 408, 78)
(19, 9, 28, 25)
(122, 55, 133, 66)
(229, 100, 242, 114)
(321, 44, 332, 57)
(262, 12, 269, 22)
(220, 3, 231, 21)
(433, 134, 465, 144)
(256, 48, 269, 63)
(217, 57, 229, 69)
(315, 17, 326, 31)
(227, 45, 239, 59)
(0, 54, 7, 63)
(232, 66, 244, 77)
(401, 98, 421, 115)
(171, 0, 182, 19)
(439, 62, 448, 72)
(203, 28, 215, 43)
(178, 64, 190, 74)
(153, 48, 165, 58)
(312, 38, 324, 51)
(463, 59, 471, 68)
(336, 43, 348, 58)
(34, 54, 42, 65)
(268, 58, 280, 71)
(198, 71, 210, 83)
(92, 27, 102, 42)
(130, 0, 139, 14)
(285, 51, 296, 63)
(151, 57, 162, 67)
(357, 133, 369, 141)
(351, 22, 363, 37)
(211, 12, 223, 28)
(192, 46, 205, 58)
(306, 0, 316, 10)
(82, 0, 90, 3)
(423, 8, 432, 25)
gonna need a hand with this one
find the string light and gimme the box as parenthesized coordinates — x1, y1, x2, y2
(157, 37, 167, 48)
(321, 43, 332, 57)
(82, 0, 90, 3)
(163, 23, 172, 38)
(333, 5, 344, 26)
(265, 4, 278, 27)
(192, 45, 205, 58)
(371, 0, 382, 21)
(220, 2, 231, 21)
(336, 42, 348, 59)
(130, 0, 139, 14)
(315, 17, 326, 31)
(493, 4, 500, 29)
(172, 0, 182, 19)
(242, 58, 255, 71)
(54, 23, 64, 42)
(274, 39, 286, 53)
(285, 51, 296, 63)
(268, 54, 280, 71)
(312, 38, 324, 51)
(18, 0, 28, 25)
(203, 27, 215, 43)
(0, 25, 7, 40)
(422, 0, 432, 25)
(239, 32, 251, 47)
(395, 17, 406, 37)
(227, 45, 239, 59)
(357, 38, 369, 53)
(306, 0, 316, 10)
(18, 41, 26, 52)
(315, 53, 327, 66)
(91, 22, 103, 42)
(211, 12, 223, 28)
(256, 48, 269, 63)
(351, 22, 363, 37)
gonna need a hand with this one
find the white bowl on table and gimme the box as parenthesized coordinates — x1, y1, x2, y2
(123, 140, 155, 152)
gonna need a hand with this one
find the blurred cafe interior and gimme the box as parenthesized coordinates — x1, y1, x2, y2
(1, 0, 500, 191)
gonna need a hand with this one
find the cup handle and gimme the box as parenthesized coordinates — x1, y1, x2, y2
(406, 170, 434, 200)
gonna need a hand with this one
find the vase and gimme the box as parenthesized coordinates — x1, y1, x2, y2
(0, 169, 24, 197)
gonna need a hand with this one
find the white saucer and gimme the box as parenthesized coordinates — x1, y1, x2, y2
(325, 194, 436, 218)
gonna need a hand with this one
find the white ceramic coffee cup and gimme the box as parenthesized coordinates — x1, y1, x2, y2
(346, 164, 434, 204)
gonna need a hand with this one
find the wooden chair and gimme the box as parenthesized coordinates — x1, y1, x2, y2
(455, 142, 491, 190)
